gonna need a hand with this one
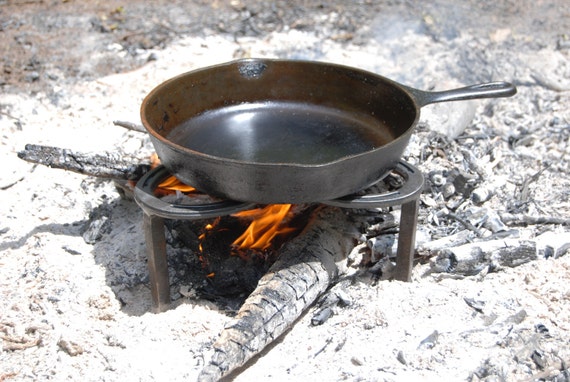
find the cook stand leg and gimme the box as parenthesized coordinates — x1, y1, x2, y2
(393, 197, 420, 282)
(143, 212, 171, 312)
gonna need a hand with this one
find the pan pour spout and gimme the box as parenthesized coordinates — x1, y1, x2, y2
(237, 60, 268, 78)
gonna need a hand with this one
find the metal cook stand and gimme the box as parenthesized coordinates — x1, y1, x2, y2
(135, 161, 424, 311)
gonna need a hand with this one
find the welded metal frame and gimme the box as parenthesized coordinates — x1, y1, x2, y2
(134, 162, 423, 312)
(323, 160, 423, 282)
(135, 166, 255, 311)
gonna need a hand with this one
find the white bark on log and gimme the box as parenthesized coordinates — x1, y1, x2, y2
(534, 231, 570, 258)
(419, 229, 475, 252)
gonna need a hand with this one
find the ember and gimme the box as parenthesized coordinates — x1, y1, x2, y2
(198, 221, 217, 255)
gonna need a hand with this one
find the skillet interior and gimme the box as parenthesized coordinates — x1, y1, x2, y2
(166, 101, 396, 165)
(142, 60, 418, 166)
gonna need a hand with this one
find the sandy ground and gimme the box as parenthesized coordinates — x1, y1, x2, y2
(1, 1, 570, 381)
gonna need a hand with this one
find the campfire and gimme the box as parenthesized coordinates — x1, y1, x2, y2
(6, 3, 570, 381)
(18, 142, 423, 304)
(15, 58, 515, 381)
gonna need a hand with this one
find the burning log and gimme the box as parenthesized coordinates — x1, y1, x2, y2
(17, 144, 150, 180)
(197, 206, 359, 382)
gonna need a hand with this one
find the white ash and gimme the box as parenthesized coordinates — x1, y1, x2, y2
(1, 2, 569, 381)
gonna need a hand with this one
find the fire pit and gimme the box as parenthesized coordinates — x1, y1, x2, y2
(129, 58, 518, 379)
(134, 161, 424, 312)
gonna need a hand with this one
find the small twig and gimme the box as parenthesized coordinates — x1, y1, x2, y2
(460, 148, 487, 179)
(0, 110, 21, 122)
(113, 120, 146, 133)
(0, 371, 19, 381)
(0, 0, 44, 5)
(519, 164, 549, 202)
(446, 212, 483, 237)
(1, 336, 42, 351)
(313, 337, 333, 358)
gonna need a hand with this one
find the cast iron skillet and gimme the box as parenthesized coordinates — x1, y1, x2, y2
(141, 59, 516, 203)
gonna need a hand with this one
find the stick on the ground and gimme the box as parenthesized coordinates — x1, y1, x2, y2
(17, 144, 150, 180)
(113, 120, 146, 133)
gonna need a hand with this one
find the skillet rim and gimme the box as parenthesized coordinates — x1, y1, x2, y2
(140, 58, 421, 169)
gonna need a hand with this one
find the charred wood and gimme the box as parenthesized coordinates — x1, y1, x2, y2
(17, 144, 150, 180)
(534, 231, 570, 258)
(310, 278, 353, 326)
(500, 212, 570, 226)
(430, 238, 538, 276)
(419, 229, 475, 252)
(446, 212, 483, 237)
(429, 235, 569, 277)
(197, 206, 358, 382)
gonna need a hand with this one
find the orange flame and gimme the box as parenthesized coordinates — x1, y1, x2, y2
(157, 176, 197, 193)
(198, 222, 216, 253)
(231, 204, 296, 250)
(149, 154, 297, 251)
(150, 153, 196, 194)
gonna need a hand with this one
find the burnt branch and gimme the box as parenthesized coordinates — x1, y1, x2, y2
(17, 144, 150, 180)
(500, 213, 570, 226)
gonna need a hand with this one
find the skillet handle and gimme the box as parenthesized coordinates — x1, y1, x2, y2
(408, 81, 517, 107)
